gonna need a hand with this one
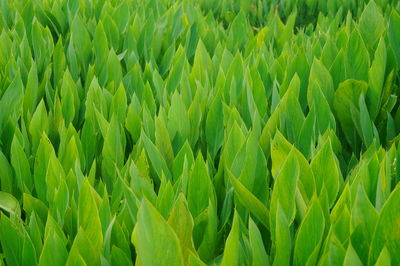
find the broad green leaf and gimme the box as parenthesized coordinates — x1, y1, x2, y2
(29, 100, 48, 152)
(187, 154, 213, 218)
(205, 92, 224, 159)
(23, 64, 39, 119)
(0, 151, 14, 193)
(71, 14, 91, 73)
(166, 46, 186, 93)
(168, 194, 197, 264)
(249, 218, 269, 266)
(221, 212, 241, 266)
(333, 79, 368, 147)
(343, 243, 363, 266)
(346, 28, 370, 81)
(310, 141, 340, 207)
(94, 21, 109, 73)
(0, 191, 20, 217)
(273, 204, 291, 266)
(155, 114, 174, 168)
(196, 201, 219, 262)
(270, 149, 299, 236)
(11, 135, 32, 192)
(0, 74, 24, 136)
(110, 83, 127, 123)
(350, 185, 378, 264)
(359, 94, 374, 148)
(0, 215, 37, 266)
(374, 246, 391, 266)
(369, 185, 400, 265)
(34, 134, 55, 202)
(271, 132, 315, 201)
(66, 228, 99, 265)
(78, 180, 103, 256)
(38, 230, 68, 266)
(367, 37, 386, 120)
(132, 199, 184, 266)
(141, 130, 172, 182)
(388, 10, 400, 65)
(294, 198, 325, 266)
(227, 168, 269, 228)
(308, 58, 334, 108)
(172, 141, 194, 180)
(359, 1, 385, 49)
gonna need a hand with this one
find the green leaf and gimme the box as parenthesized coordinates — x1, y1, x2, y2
(369, 185, 400, 265)
(221, 212, 241, 266)
(187, 154, 213, 218)
(249, 218, 269, 266)
(367, 37, 386, 120)
(168, 194, 197, 264)
(227, 168, 269, 229)
(132, 199, 184, 266)
(346, 28, 370, 81)
(359, 0, 385, 50)
(273, 204, 291, 266)
(308, 58, 335, 108)
(333, 79, 368, 147)
(172, 141, 195, 180)
(388, 10, 400, 66)
(0, 74, 24, 136)
(11, 135, 32, 192)
(38, 229, 68, 266)
(0, 151, 14, 193)
(374, 246, 391, 266)
(23, 64, 39, 119)
(34, 134, 54, 202)
(205, 92, 224, 159)
(310, 141, 340, 207)
(166, 46, 186, 93)
(343, 243, 363, 266)
(359, 94, 374, 148)
(350, 185, 378, 264)
(94, 21, 109, 73)
(71, 14, 91, 73)
(66, 228, 99, 265)
(110, 83, 127, 123)
(78, 180, 103, 256)
(0, 192, 20, 217)
(294, 198, 325, 266)
(29, 100, 48, 152)
(141, 130, 172, 182)
(270, 149, 299, 237)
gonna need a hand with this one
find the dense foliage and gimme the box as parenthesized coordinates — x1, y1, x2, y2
(0, 0, 399, 265)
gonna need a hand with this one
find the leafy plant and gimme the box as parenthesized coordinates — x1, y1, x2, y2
(0, 0, 399, 265)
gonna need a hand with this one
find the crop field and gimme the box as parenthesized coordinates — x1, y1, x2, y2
(0, 0, 399, 265)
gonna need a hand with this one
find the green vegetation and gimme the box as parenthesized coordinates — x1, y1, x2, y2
(0, 0, 399, 265)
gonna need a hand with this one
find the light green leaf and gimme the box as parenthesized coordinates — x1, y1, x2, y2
(205, 92, 224, 159)
(187, 154, 213, 218)
(367, 37, 386, 120)
(132, 199, 184, 266)
(310, 141, 340, 207)
(78, 180, 103, 256)
(294, 198, 325, 266)
(168, 193, 197, 264)
(346, 28, 370, 81)
(343, 243, 363, 266)
(359, 0, 385, 49)
(249, 218, 269, 266)
(369, 185, 400, 265)
(227, 168, 269, 229)
(0, 191, 20, 217)
(221, 212, 241, 266)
